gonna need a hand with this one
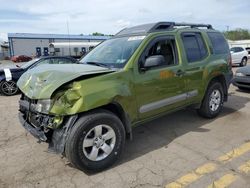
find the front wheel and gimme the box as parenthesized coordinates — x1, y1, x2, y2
(197, 82, 224, 118)
(0, 80, 19, 96)
(65, 110, 125, 172)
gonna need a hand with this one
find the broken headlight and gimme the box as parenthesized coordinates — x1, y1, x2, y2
(33, 99, 52, 114)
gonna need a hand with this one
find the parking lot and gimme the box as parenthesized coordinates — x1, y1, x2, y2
(0, 62, 250, 188)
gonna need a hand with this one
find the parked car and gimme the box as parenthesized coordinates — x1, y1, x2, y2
(0, 56, 79, 96)
(245, 47, 250, 59)
(230, 47, 248, 66)
(17, 22, 232, 172)
(232, 65, 250, 90)
(11, 55, 32, 63)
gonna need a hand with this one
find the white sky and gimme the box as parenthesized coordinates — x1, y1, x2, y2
(0, 0, 249, 40)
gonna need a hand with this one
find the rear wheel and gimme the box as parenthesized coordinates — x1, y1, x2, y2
(197, 82, 224, 118)
(240, 57, 247, 67)
(0, 80, 19, 96)
(65, 110, 125, 172)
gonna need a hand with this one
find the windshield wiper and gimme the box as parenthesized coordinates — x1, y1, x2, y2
(85, 62, 108, 68)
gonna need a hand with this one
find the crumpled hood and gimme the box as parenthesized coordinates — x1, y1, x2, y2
(17, 64, 114, 99)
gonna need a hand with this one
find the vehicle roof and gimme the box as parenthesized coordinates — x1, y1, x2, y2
(115, 22, 216, 37)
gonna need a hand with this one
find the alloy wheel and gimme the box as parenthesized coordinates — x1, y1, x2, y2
(1, 81, 18, 95)
(82, 124, 116, 161)
(209, 89, 221, 112)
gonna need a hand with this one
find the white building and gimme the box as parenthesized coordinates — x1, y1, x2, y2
(228, 40, 250, 49)
(0, 41, 9, 60)
(8, 33, 109, 57)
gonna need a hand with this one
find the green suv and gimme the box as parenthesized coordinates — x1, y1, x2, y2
(17, 22, 233, 172)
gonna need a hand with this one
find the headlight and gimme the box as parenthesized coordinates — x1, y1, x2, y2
(33, 99, 52, 114)
(235, 72, 245, 77)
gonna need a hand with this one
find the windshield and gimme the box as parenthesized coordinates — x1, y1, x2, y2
(80, 36, 145, 68)
(20, 58, 39, 69)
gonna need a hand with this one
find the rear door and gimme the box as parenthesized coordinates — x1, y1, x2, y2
(179, 32, 209, 103)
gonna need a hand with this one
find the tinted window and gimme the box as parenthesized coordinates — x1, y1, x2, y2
(230, 47, 243, 53)
(207, 32, 229, 54)
(182, 33, 208, 63)
(230, 47, 237, 53)
(237, 47, 244, 52)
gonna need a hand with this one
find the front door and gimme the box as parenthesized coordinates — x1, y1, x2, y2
(134, 36, 186, 119)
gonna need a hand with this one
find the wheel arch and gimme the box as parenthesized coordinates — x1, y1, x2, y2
(49, 102, 133, 156)
(98, 102, 132, 140)
(205, 74, 228, 102)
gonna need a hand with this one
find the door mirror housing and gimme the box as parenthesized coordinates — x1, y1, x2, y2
(141, 55, 165, 70)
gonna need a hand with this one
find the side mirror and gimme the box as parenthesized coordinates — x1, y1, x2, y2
(142, 55, 165, 70)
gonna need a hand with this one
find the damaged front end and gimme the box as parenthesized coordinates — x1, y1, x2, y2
(18, 93, 78, 154)
(17, 64, 116, 154)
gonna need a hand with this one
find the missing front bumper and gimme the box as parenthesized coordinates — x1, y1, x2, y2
(18, 112, 47, 142)
(19, 111, 78, 154)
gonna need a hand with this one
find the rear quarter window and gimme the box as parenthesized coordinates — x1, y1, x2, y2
(207, 32, 229, 54)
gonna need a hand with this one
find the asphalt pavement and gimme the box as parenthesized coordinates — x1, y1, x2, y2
(0, 63, 250, 188)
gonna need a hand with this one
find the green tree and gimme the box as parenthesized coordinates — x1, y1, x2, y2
(92, 32, 105, 36)
(224, 29, 250, 40)
(92, 32, 114, 37)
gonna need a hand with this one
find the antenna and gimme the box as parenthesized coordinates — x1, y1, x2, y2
(67, 20, 71, 56)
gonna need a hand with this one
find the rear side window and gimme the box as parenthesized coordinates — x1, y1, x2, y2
(207, 32, 229, 54)
(182, 33, 208, 63)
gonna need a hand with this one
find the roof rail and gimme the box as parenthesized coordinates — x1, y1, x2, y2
(115, 22, 213, 37)
(174, 22, 213, 29)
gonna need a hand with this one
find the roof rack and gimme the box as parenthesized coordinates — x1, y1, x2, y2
(174, 22, 213, 29)
(115, 22, 213, 36)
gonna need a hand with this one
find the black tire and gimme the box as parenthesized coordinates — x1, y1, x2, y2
(197, 82, 224, 118)
(65, 110, 125, 172)
(0, 80, 19, 96)
(240, 57, 247, 67)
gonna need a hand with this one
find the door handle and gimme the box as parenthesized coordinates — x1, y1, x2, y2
(175, 70, 185, 77)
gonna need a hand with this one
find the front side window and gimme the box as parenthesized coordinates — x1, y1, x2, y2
(182, 33, 208, 63)
(80, 36, 144, 68)
(230, 47, 237, 53)
(144, 38, 177, 67)
(230, 47, 243, 53)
